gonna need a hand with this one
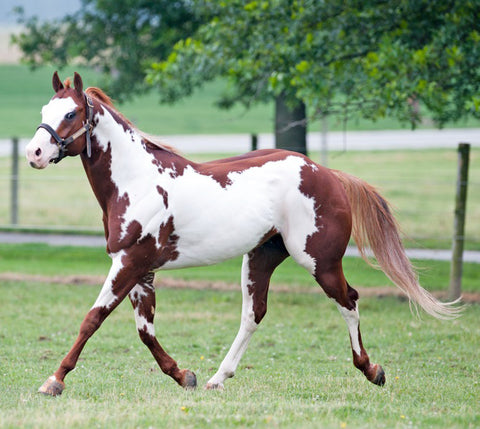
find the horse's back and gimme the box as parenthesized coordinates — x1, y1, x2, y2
(162, 149, 351, 270)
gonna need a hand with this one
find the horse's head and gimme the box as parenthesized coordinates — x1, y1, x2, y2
(26, 72, 94, 169)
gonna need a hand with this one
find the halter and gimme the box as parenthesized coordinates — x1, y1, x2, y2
(37, 94, 94, 164)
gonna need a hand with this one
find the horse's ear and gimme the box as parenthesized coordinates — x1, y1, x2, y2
(74, 72, 83, 95)
(52, 71, 64, 92)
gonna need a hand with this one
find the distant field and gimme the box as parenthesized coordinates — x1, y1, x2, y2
(1, 64, 479, 138)
(1, 148, 478, 250)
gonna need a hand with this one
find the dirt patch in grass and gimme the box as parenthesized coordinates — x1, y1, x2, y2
(2, 272, 479, 303)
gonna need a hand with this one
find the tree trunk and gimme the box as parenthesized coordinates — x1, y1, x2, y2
(274, 93, 307, 155)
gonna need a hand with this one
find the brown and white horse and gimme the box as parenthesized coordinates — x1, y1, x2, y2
(26, 72, 459, 396)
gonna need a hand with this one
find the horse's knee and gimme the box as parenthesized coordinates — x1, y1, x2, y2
(252, 301, 267, 325)
(138, 328, 155, 347)
(347, 283, 359, 303)
(79, 308, 106, 337)
(242, 310, 260, 332)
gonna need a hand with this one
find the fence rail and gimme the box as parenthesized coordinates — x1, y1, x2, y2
(1, 138, 478, 250)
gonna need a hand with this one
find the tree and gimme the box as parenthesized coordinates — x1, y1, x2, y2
(12, 0, 201, 101)
(14, 0, 480, 153)
(148, 0, 480, 152)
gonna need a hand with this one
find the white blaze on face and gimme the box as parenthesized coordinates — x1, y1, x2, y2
(25, 97, 78, 169)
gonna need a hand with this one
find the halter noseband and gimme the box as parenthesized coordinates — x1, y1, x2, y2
(37, 94, 94, 164)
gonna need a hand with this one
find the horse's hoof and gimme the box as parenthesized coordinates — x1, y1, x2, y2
(38, 376, 65, 396)
(370, 364, 386, 386)
(205, 382, 224, 390)
(180, 370, 197, 390)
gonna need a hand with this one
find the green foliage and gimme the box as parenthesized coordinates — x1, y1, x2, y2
(148, 0, 480, 127)
(13, 1, 480, 127)
(12, 0, 200, 101)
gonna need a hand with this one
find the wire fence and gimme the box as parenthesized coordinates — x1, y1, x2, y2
(1, 138, 479, 249)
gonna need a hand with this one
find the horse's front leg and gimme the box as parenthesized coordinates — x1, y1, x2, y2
(38, 252, 143, 396)
(128, 273, 196, 389)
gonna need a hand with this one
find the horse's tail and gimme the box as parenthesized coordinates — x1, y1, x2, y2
(332, 170, 461, 319)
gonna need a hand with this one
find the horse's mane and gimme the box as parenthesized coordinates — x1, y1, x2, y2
(83, 85, 178, 154)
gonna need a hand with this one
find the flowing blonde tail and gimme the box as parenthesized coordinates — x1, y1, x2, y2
(332, 170, 462, 319)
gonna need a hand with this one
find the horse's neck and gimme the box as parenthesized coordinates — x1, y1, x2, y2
(81, 105, 191, 213)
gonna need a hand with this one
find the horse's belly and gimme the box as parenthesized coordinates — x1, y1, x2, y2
(160, 209, 273, 269)
(156, 153, 315, 269)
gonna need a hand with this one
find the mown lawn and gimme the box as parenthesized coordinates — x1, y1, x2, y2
(0, 279, 479, 428)
(0, 242, 479, 294)
(0, 239, 478, 427)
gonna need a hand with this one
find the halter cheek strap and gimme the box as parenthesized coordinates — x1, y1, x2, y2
(37, 94, 94, 164)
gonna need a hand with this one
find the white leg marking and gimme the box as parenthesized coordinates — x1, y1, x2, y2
(92, 251, 125, 310)
(130, 284, 156, 337)
(336, 302, 362, 355)
(207, 255, 257, 387)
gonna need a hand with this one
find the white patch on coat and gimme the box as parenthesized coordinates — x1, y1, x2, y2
(92, 250, 125, 309)
(133, 307, 155, 337)
(163, 156, 318, 269)
(92, 108, 170, 245)
(129, 284, 155, 337)
(93, 107, 320, 268)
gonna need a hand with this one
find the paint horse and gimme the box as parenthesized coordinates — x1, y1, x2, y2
(26, 72, 458, 396)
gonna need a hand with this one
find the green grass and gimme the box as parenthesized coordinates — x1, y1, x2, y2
(1, 242, 479, 293)
(0, 279, 478, 428)
(1, 148, 479, 249)
(1, 64, 479, 138)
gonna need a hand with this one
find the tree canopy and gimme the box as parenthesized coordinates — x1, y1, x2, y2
(148, 0, 480, 128)
(14, 0, 480, 128)
(13, 0, 200, 100)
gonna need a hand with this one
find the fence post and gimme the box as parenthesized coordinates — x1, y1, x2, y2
(10, 137, 19, 225)
(449, 143, 470, 300)
(320, 115, 328, 167)
(251, 133, 258, 151)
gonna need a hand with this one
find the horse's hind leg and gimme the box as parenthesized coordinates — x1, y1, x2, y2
(206, 234, 288, 390)
(128, 273, 196, 389)
(315, 263, 385, 386)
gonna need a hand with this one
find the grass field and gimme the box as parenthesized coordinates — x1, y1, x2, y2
(1, 64, 479, 138)
(0, 234, 478, 428)
(0, 276, 479, 428)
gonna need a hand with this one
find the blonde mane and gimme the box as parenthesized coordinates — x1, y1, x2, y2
(84, 86, 178, 154)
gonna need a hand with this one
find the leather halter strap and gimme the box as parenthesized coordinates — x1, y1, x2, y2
(37, 94, 94, 164)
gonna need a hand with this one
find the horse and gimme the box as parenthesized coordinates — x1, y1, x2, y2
(25, 72, 459, 396)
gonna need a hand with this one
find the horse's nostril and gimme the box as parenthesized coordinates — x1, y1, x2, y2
(35, 148, 42, 157)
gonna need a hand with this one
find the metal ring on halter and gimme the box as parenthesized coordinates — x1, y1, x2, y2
(36, 93, 94, 163)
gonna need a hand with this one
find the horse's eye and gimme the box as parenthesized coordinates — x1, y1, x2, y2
(65, 111, 76, 120)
